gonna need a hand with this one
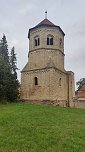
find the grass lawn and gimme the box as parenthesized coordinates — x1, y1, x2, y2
(0, 103, 85, 152)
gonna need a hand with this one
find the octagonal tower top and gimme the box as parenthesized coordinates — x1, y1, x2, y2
(28, 17, 65, 38)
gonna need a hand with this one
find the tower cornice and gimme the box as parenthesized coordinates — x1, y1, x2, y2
(29, 48, 65, 56)
(21, 66, 66, 74)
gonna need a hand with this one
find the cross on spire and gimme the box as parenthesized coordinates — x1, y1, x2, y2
(45, 10, 47, 19)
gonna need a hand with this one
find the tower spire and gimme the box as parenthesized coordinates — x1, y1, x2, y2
(45, 10, 47, 19)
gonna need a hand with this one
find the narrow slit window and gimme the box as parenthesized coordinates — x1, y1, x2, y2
(59, 78, 61, 86)
(35, 77, 38, 85)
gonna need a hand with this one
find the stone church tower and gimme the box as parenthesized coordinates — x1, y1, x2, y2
(21, 16, 75, 107)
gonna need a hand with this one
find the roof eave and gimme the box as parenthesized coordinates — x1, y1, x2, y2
(28, 24, 65, 39)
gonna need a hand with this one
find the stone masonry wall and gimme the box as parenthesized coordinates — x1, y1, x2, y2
(28, 49, 64, 72)
(21, 67, 69, 104)
(29, 27, 64, 53)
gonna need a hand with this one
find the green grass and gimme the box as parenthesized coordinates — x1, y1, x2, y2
(0, 103, 85, 152)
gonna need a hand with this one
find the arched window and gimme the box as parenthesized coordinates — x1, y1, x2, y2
(47, 35, 53, 45)
(59, 78, 61, 86)
(34, 77, 38, 85)
(34, 36, 40, 46)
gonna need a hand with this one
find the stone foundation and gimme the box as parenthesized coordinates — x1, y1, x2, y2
(21, 99, 67, 107)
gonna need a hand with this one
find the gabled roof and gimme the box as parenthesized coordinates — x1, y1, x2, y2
(28, 18, 65, 38)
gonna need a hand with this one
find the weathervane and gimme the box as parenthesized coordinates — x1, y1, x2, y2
(45, 10, 47, 19)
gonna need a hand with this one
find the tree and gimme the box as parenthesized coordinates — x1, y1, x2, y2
(0, 34, 9, 63)
(6, 73, 19, 102)
(10, 46, 17, 78)
(76, 78, 85, 90)
(0, 35, 11, 102)
(0, 34, 19, 102)
(0, 57, 7, 101)
(9, 46, 19, 101)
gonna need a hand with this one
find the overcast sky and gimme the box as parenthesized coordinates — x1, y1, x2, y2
(0, 0, 85, 89)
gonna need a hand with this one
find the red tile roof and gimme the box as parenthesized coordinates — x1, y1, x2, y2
(37, 18, 54, 26)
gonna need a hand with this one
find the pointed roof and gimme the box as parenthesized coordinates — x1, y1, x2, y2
(37, 18, 54, 26)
